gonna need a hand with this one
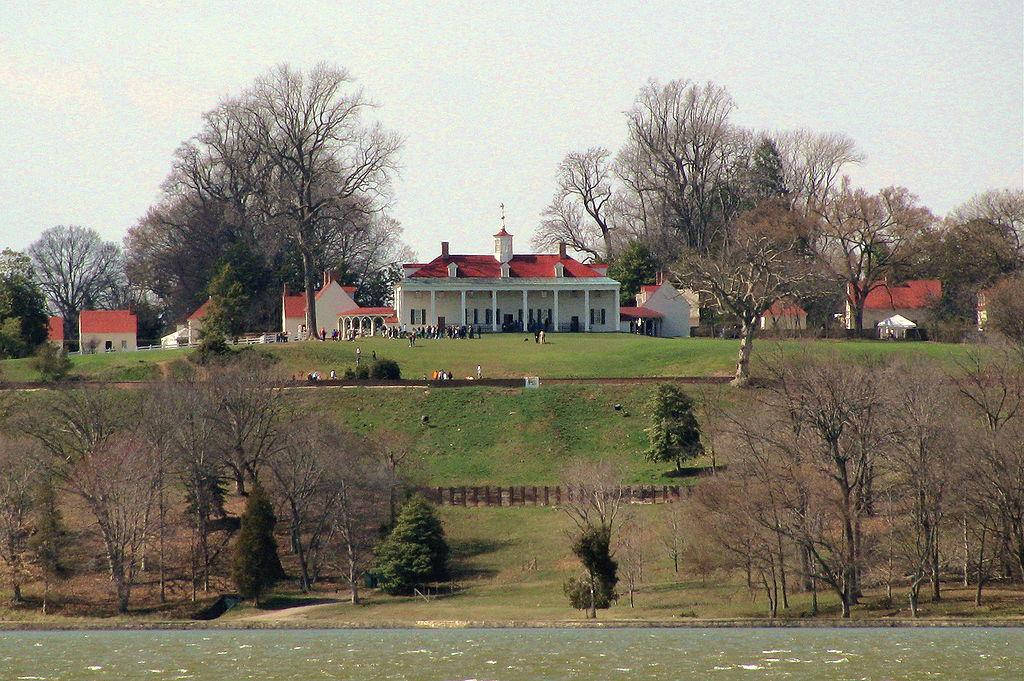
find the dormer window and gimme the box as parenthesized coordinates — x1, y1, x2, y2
(500, 263, 510, 278)
(554, 262, 565, 277)
(447, 262, 458, 278)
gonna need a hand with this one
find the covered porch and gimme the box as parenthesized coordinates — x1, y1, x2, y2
(620, 306, 663, 336)
(338, 307, 397, 337)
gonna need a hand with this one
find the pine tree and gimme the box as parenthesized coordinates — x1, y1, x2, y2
(750, 137, 788, 201)
(201, 262, 250, 343)
(230, 484, 284, 606)
(645, 384, 704, 472)
(373, 495, 449, 595)
(564, 525, 618, 617)
(28, 477, 68, 615)
(608, 242, 659, 306)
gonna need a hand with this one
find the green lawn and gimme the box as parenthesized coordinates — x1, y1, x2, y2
(311, 384, 722, 485)
(1, 334, 976, 383)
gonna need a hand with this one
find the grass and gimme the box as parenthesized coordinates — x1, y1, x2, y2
(1, 334, 978, 383)
(311, 384, 719, 485)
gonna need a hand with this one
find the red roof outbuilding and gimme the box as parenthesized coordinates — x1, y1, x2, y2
(79, 310, 138, 334)
(858, 280, 941, 310)
(188, 299, 211, 321)
(619, 306, 663, 320)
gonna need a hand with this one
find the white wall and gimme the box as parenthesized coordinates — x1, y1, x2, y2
(641, 284, 692, 337)
(80, 331, 137, 353)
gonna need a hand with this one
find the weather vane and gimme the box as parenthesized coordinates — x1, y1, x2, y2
(499, 202, 506, 229)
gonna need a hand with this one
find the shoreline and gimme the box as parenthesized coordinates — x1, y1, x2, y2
(2, 617, 1023, 632)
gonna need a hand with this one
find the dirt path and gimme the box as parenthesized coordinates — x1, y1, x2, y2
(236, 600, 346, 622)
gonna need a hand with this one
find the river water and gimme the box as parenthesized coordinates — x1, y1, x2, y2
(0, 627, 1020, 680)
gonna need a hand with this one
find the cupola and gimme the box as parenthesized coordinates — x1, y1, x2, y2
(494, 227, 513, 264)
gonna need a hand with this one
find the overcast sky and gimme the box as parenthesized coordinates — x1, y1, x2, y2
(1, 0, 1021, 261)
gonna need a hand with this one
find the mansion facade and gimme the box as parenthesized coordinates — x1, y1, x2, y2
(394, 229, 621, 333)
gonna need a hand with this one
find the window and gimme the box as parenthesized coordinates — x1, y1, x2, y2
(547, 308, 552, 323)
(600, 308, 606, 325)
(485, 308, 492, 325)
(421, 309, 426, 325)
(410, 308, 416, 324)
(590, 308, 595, 325)
(121, 340, 127, 349)
(528, 309, 534, 324)
(473, 308, 479, 324)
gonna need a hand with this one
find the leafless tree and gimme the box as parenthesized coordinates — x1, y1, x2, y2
(240, 63, 403, 338)
(534, 148, 618, 260)
(0, 437, 37, 604)
(813, 181, 934, 332)
(561, 458, 624, 535)
(774, 130, 863, 214)
(672, 202, 818, 386)
(949, 188, 1024, 254)
(28, 225, 124, 337)
(617, 509, 652, 607)
(206, 362, 287, 495)
(622, 79, 742, 252)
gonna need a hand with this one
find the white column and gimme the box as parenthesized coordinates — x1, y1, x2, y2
(491, 290, 498, 332)
(553, 289, 560, 332)
(461, 289, 467, 326)
(522, 289, 528, 331)
(613, 288, 620, 332)
(584, 289, 590, 332)
(370, 318, 377, 336)
(429, 289, 436, 327)
(358, 317, 364, 335)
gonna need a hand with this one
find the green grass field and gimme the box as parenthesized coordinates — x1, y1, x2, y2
(311, 384, 725, 485)
(1, 334, 976, 383)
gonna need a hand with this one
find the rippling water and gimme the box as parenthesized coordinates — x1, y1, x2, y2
(0, 627, 1021, 680)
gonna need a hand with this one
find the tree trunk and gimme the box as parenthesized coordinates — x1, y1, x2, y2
(301, 248, 319, 340)
(930, 537, 941, 602)
(962, 515, 970, 587)
(731, 321, 756, 387)
(975, 526, 987, 607)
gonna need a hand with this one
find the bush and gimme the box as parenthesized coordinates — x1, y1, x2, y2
(190, 335, 231, 366)
(230, 485, 285, 607)
(355, 364, 370, 380)
(343, 367, 356, 379)
(374, 495, 449, 595)
(369, 358, 401, 380)
(30, 343, 72, 382)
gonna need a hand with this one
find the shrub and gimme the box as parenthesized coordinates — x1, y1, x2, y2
(30, 343, 72, 382)
(355, 364, 370, 380)
(374, 495, 449, 595)
(190, 335, 231, 366)
(230, 485, 285, 607)
(343, 367, 355, 379)
(369, 358, 401, 380)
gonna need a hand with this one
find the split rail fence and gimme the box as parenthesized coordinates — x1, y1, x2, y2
(418, 485, 691, 507)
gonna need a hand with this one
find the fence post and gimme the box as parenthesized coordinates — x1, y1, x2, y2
(436, 487, 443, 504)
(544, 486, 550, 506)
(555, 486, 561, 505)
(448, 487, 455, 506)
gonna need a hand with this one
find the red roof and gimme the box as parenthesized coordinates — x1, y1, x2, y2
(408, 254, 603, 279)
(47, 316, 64, 342)
(766, 300, 806, 317)
(339, 306, 396, 316)
(79, 309, 137, 334)
(620, 306, 663, 319)
(641, 284, 660, 293)
(188, 298, 211, 321)
(341, 285, 357, 294)
(494, 228, 511, 237)
(858, 279, 941, 310)
(283, 294, 306, 319)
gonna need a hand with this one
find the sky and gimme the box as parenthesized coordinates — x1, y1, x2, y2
(1, 0, 1021, 262)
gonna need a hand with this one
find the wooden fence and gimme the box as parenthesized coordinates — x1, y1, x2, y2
(417, 485, 691, 507)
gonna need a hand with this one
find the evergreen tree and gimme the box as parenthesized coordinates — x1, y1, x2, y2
(230, 484, 284, 606)
(202, 262, 250, 342)
(373, 495, 449, 595)
(750, 137, 789, 202)
(30, 343, 72, 383)
(28, 476, 68, 615)
(564, 526, 618, 616)
(0, 249, 48, 358)
(645, 384, 704, 472)
(608, 242, 659, 306)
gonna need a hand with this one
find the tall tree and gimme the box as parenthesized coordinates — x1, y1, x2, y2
(607, 242, 659, 306)
(949, 188, 1024, 254)
(534, 148, 618, 260)
(814, 182, 934, 332)
(374, 495, 449, 595)
(242, 63, 402, 338)
(774, 130, 862, 214)
(28, 474, 68, 615)
(673, 202, 817, 386)
(201, 262, 250, 341)
(0, 438, 36, 604)
(750, 137, 789, 202)
(28, 225, 123, 338)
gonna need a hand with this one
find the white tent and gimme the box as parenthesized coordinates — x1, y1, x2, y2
(877, 314, 917, 339)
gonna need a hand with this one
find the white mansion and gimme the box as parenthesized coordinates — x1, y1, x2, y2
(395, 229, 622, 333)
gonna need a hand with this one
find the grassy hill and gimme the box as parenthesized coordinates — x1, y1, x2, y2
(1, 334, 975, 383)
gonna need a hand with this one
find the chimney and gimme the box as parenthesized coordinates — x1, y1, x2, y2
(558, 241, 567, 259)
(441, 241, 450, 258)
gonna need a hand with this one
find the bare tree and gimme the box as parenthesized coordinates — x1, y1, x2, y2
(774, 130, 863, 214)
(0, 438, 37, 604)
(813, 181, 934, 332)
(672, 202, 818, 386)
(617, 509, 652, 607)
(949, 188, 1024, 254)
(241, 63, 402, 338)
(534, 148, 618, 260)
(28, 225, 123, 338)
(622, 79, 741, 252)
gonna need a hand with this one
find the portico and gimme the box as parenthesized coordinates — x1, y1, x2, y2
(394, 229, 621, 333)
